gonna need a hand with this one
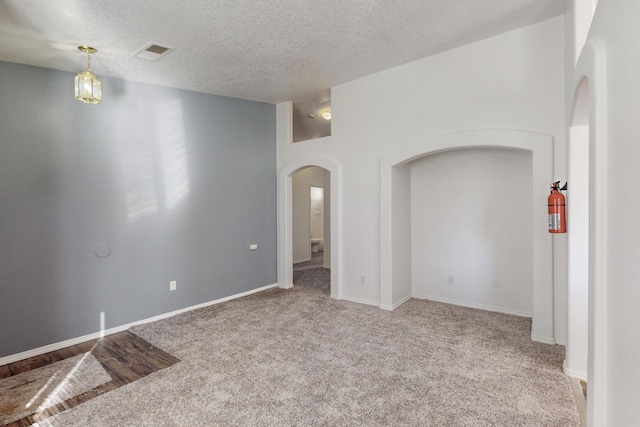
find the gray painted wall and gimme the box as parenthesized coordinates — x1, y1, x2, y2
(0, 61, 277, 357)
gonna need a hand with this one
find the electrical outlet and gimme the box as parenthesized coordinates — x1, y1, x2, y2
(170, 280, 177, 291)
(492, 279, 499, 288)
(360, 275, 366, 285)
(448, 276, 454, 285)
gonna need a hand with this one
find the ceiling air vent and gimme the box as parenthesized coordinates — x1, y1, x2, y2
(132, 42, 174, 61)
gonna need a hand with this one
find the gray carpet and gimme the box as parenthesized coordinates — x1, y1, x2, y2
(293, 251, 324, 271)
(35, 286, 579, 426)
(293, 266, 330, 295)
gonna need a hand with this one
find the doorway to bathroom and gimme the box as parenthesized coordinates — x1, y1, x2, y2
(291, 166, 331, 295)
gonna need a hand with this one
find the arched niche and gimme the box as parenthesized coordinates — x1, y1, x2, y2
(380, 129, 555, 344)
(278, 155, 341, 299)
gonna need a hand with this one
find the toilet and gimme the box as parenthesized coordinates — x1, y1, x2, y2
(311, 238, 323, 253)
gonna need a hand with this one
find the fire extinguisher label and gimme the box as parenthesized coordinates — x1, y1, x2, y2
(549, 213, 561, 231)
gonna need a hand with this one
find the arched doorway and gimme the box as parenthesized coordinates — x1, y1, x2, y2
(380, 129, 555, 343)
(278, 155, 341, 299)
(291, 166, 331, 294)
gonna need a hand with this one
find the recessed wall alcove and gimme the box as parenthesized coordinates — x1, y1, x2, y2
(380, 129, 555, 344)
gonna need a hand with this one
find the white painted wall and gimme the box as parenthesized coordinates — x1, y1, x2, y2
(278, 17, 566, 339)
(566, 0, 598, 67)
(391, 165, 412, 307)
(411, 148, 533, 316)
(577, 1, 640, 424)
(323, 171, 332, 268)
(565, 125, 589, 381)
(292, 166, 326, 263)
(563, 0, 597, 391)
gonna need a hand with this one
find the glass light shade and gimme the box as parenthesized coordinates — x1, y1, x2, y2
(75, 70, 102, 104)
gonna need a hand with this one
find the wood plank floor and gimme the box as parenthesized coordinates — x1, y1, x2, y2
(1, 331, 179, 427)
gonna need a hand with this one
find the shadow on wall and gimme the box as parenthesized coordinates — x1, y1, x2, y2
(116, 99, 190, 221)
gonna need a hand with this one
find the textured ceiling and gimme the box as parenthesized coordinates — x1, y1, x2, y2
(0, 0, 564, 104)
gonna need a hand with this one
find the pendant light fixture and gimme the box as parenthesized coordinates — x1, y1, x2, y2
(74, 45, 102, 104)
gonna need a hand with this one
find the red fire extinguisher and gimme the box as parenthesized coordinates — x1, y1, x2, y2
(548, 181, 567, 233)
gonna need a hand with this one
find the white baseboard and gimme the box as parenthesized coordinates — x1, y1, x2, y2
(413, 293, 533, 318)
(380, 294, 412, 311)
(531, 334, 557, 345)
(340, 295, 379, 307)
(0, 283, 278, 366)
(563, 360, 588, 381)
